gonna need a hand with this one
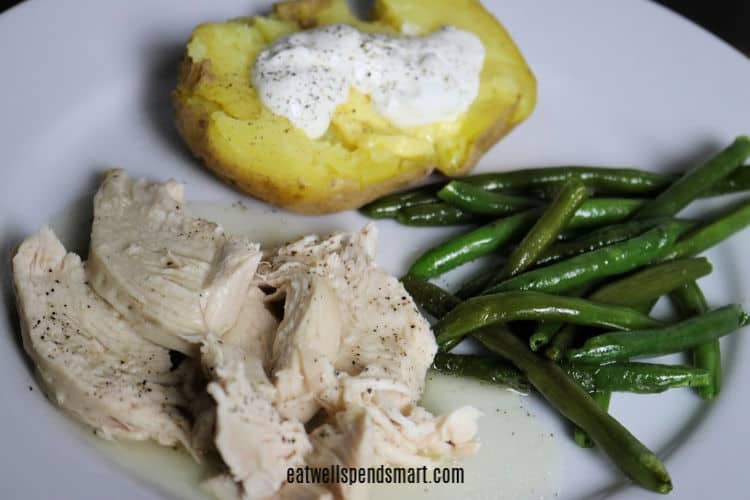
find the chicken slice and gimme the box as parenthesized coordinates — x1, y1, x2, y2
(323, 370, 481, 467)
(260, 224, 436, 420)
(259, 224, 480, 479)
(205, 357, 311, 500)
(198, 289, 311, 500)
(87, 169, 260, 354)
(269, 272, 342, 421)
(299, 410, 374, 500)
(191, 286, 280, 455)
(12, 227, 191, 448)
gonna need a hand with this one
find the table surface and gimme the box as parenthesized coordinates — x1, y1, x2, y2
(1, 0, 749, 56)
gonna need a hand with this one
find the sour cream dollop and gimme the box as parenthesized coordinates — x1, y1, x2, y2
(252, 24, 485, 139)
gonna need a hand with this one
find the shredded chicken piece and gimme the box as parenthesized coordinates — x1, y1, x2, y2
(12, 227, 192, 449)
(87, 169, 261, 354)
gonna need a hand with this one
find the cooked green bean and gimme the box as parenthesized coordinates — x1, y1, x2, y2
(530, 321, 564, 352)
(484, 223, 684, 295)
(529, 286, 593, 351)
(529, 260, 691, 353)
(574, 391, 610, 448)
(548, 258, 710, 363)
(396, 202, 480, 226)
(400, 275, 461, 319)
(660, 199, 750, 260)
(566, 362, 710, 393)
(434, 352, 708, 396)
(455, 263, 503, 299)
(708, 166, 750, 195)
(431, 353, 531, 393)
(359, 166, 750, 221)
(546, 299, 659, 362)
(462, 167, 672, 195)
(669, 282, 721, 400)
(567, 305, 744, 364)
(636, 136, 750, 218)
(407, 210, 540, 279)
(566, 198, 644, 230)
(434, 291, 662, 351)
(499, 179, 589, 280)
(409, 199, 652, 279)
(545, 324, 584, 362)
(588, 258, 713, 305)
(359, 183, 441, 218)
(464, 165, 750, 197)
(473, 328, 672, 493)
(394, 197, 642, 228)
(534, 218, 687, 267)
(437, 180, 540, 215)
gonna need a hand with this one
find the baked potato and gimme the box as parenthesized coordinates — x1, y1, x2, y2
(174, 0, 536, 214)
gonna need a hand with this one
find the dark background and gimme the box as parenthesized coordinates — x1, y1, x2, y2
(1, 0, 748, 55)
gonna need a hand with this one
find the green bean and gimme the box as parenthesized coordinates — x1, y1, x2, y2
(431, 353, 531, 393)
(574, 391, 610, 448)
(563, 299, 656, 449)
(400, 275, 461, 319)
(462, 167, 673, 195)
(407, 210, 540, 279)
(359, 183, 441, 218)
(535, 218, 686, 267)
(394, 198, 642, 228)
(545, 324, 583, 362)
(463, 165, 750, 197)
(669, 282, 721, 400)
(455, 263, 503, 299)
(566, 362, 710, 394)
(548, 258, 711, 363)
(529, 321, 564, 352)
(567, 305, 744, 364)
(636, 136, 750, 218)
(484, 223, 684, 295)
(499, 179, 589, 280)
(529, 286, 593, 352)
(546, 299, 659, 362)
(408, 199, 654, 279)
(396, 202, 480, 226)
(437, 180, 540, 215)
(660, 199, 750, 260)
(434, 291, 662, 351)
(708, 166, 750, 195)
(588, 258, 713, 305)
(473, 328, 672, 493)
(566, 198, 644, 230)
(359, 166, 750, 221)
(434, 353, 708, 396)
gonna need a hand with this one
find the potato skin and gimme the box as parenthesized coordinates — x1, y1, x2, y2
(174, 0, 535, 214)
(175, 58, 433, 214)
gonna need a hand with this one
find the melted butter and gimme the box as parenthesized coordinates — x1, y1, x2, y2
(49, 202, 560, 500)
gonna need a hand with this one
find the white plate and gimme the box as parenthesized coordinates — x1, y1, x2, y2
(1, 1, 749, 499)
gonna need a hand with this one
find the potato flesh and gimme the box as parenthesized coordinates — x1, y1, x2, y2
(174, 0, 535, 211)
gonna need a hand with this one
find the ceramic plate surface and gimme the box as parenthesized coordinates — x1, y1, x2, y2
(1, 1, 749, 499)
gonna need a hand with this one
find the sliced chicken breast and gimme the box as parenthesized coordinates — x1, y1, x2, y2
(322, 371, 481, 467)
(260, 224, 436, 420)
(87, 170, 261, 354)
(259, 224, 481, 480)
(12, 227, 192, 448)
(198, 288, 312, 500)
